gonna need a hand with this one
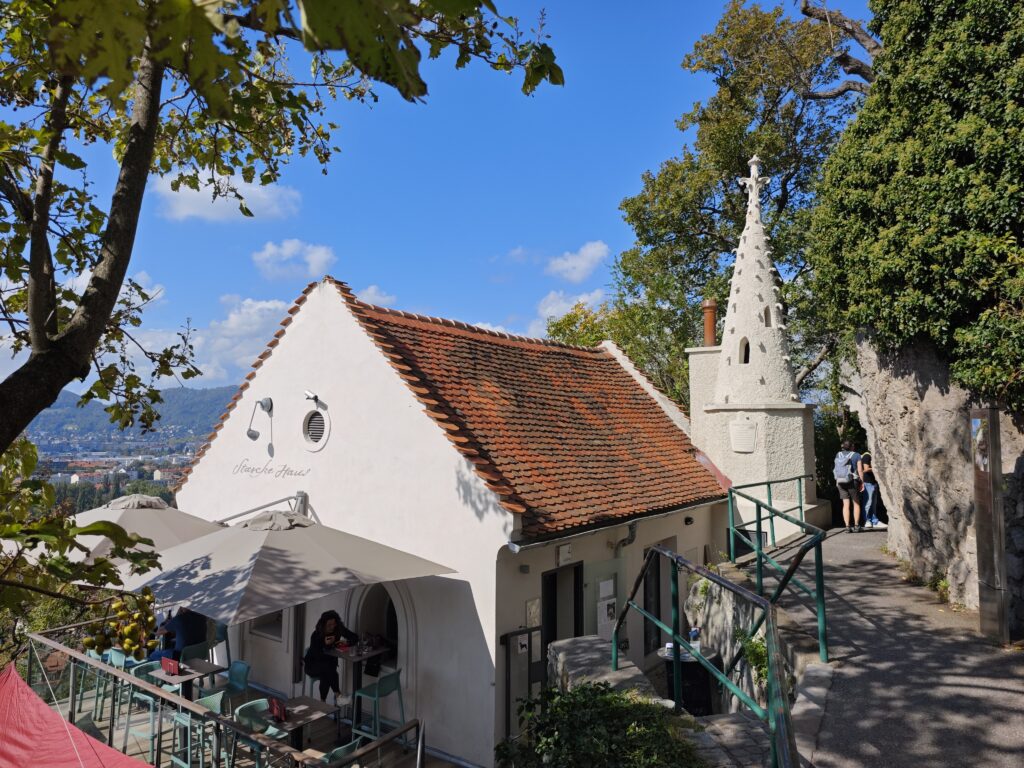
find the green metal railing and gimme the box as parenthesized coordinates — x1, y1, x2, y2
(21, 620, 427, 767)
(727, 474, 828, 663)
(611, 546, 799, 768)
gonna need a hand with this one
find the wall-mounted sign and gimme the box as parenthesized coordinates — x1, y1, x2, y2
(729, 419, 757, 453)
(557, 543, 573, 566)
(232, 458, 312, 480)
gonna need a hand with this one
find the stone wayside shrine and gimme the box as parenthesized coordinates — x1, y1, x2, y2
(687, 156, 826, 528)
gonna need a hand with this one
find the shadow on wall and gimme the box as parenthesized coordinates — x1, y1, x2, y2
(406, 575, 496, 764)
(455, 458, 509, 525)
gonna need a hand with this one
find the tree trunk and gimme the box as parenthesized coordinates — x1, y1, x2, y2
(847, 336, 1024, 631)
(0, 53, 165, 453)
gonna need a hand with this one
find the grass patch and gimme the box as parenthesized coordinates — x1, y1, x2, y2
(927, 573, 950, 603)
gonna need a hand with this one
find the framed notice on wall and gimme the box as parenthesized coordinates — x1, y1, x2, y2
(597, 598, 617, 640)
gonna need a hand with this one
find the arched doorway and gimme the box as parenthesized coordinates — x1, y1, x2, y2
(358, 583, 399, 666)
(346, 582, 418, 718)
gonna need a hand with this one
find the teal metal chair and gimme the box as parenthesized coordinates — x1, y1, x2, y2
(196, 660, 250, 707)
(107, 648, 141, 730)
(320, 736, 365, 765)
(351, 669, 405, 741)
(122, 661, 169, 762)
(76, 649, 109, 718)
(231, 698, 289, 768)
(170, 690, 227, 768)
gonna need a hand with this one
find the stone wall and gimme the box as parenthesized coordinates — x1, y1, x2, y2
(848, 338, 1024, 630)
(683, 563, 767, 712)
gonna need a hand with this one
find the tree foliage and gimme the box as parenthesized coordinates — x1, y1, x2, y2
(0, 0, 562, 453)
(809, 0, 1024, 412)
(0, 439, 160, 660)
(549, 1, 858, 404)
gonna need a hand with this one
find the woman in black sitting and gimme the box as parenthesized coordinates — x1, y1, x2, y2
(304, 609, 358, 701)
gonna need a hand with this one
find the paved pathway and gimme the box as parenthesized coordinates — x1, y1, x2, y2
(795, 529, 1024, 768)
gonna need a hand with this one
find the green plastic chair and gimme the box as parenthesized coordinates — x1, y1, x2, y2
(196, 660, 250, 707)
(76, 650, 109, 718)
(107, 648, 141, 731)
(170, 690, 227, 768)
(351, 669, 405, 741)
(321, 736, 365, 765)
(122, 661, 168, 761)
(231, 698, 289, 768)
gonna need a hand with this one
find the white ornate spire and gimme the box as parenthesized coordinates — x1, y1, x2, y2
(740, 155, 769, 215)
(712, 156, 797, 405)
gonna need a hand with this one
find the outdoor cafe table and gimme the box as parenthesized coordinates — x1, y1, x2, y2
(257, 696, 340, 749)
(327, 645, 388, 729)
(149, 658, 226, 700)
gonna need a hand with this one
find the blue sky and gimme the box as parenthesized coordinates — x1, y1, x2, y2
(28, 0, 871, 390)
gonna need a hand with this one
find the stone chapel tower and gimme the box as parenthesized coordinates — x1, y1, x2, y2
(687, 157, 824, 523)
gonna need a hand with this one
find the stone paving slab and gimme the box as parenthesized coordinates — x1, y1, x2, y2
(785, 529, 1024, 768)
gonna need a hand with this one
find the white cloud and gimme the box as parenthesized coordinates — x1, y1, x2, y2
(154, 176, 301, 221)
(527, 288, 605, 337)
(0, 339, 25, 381)
(473, 321, 509, 333)
(127, 271, 166, 304)
(190, 296, 291, 382)
(252, 239, 336, 281)
(545, 240, 609, 283)
(356, 285, 397, 306)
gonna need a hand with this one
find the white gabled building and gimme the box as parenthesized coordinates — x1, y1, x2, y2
(174, 277, 734, 765)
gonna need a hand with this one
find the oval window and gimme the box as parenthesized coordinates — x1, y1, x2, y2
(302, 410, 330, 451)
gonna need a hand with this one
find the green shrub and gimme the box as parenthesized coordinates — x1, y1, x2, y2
(733, 629, 768, 687)
(495, 682, 706, 768)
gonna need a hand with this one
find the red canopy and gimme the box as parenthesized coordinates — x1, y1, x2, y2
(0, 663, 150, 767)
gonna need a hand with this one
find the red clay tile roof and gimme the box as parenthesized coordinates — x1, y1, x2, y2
(328, 279, 726, 538)
(177, 278, 725, 536)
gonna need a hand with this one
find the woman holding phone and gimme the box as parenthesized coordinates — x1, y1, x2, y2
(303, 609, 358, 701)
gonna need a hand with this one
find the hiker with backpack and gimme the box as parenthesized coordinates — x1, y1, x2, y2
(834, 441, 863, 532)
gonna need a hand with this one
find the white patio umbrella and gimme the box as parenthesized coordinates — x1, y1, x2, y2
(72, 494, 224, 563)
(119, 510, 453, 626)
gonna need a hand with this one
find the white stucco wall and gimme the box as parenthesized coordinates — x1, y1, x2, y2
(492, 501, 729, 736)
(175, 281, 514, 766)
(686, 347, 721, 450)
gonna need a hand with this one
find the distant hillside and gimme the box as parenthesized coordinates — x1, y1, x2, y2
(28, 385, 236, 440)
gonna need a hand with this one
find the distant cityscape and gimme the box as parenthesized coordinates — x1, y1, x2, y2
(28, 385, 235, 510)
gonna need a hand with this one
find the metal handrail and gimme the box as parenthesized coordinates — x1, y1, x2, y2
(318, 718, 424, 766)
(727, 474, 828, 664)
(25, 624, 426, 767)
(611, 545, 799, 768)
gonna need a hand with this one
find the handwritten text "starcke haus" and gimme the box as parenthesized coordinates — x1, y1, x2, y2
(231, 458, 312, 480)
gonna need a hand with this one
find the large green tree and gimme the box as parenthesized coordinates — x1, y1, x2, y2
(809, 0, 1024, 412)
(0, 0, 561, 656)
(550, 1, 875, 406)
(0, 0, 562, 453)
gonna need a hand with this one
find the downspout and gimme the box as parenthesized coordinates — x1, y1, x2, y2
(614, 521, 638, 559)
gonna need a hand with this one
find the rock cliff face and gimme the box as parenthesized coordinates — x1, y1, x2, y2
(848, 339, 1024, 631)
